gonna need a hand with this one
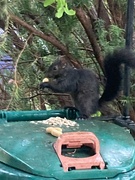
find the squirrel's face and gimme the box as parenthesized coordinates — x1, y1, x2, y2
(47, 59, 72, 79)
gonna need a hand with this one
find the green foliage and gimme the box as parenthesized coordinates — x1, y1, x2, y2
(43, 0, 75, 18)
(0, 0, 8, 19)
(94, 19, 108, 51)
(114, 0, 127, 11)
(0, 0, 9, 47)
(120, 95, 135, 111)
(8, 86, 32, 110)
(94, 19, 125, 53)
(108, 25, 125, 49)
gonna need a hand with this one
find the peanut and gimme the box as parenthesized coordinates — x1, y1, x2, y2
(42, 78, 49, 82)
(50, 129, 62, 137)
(46, 126, 62, 137)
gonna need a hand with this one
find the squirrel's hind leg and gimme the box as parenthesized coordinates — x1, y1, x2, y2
(74, 95, 98, 120)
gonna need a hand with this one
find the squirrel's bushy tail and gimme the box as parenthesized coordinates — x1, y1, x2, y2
(99, 48, 135, 105)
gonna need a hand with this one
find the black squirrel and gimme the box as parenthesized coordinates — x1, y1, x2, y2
(40, 49, 135, 118)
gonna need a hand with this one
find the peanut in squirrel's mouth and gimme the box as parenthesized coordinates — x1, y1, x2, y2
(42, 78, 49, 82)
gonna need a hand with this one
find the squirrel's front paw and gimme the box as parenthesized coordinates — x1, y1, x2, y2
(39, 82, 49, 89)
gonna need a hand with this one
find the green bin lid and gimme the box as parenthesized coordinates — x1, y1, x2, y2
(0, 119, 135, 179)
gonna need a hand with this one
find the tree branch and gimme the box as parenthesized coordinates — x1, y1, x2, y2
(75, 7, 105, 73)
(9, 13, 82, 68)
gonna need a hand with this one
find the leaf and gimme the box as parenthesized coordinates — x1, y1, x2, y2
(64, 4, 75, 16)
(55, 7, 64, 18)
(91, 111, 101, 117)
(64, 8, 75, 15)
(44, 0, 75, 18)
(44, 0, 55, 7)
(56, 0, 65, 10)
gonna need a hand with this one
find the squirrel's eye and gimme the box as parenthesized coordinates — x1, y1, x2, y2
(53, 66, 58, 71)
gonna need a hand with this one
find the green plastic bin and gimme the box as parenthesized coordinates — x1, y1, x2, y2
(0, 109, 135, 180)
